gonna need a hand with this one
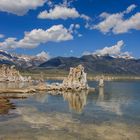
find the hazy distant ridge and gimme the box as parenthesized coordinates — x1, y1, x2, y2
(39, 55, 140, 75)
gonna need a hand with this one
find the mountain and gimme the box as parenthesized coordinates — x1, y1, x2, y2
(1, 50, 140, 75)
(39, 55, 140, 75)
(0, 50, 49, 68)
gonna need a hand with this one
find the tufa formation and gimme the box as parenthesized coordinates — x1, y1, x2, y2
(0, 65, 31, 82)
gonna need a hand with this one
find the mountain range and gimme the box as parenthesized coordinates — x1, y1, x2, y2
(39, 55, 140, 75)
(0, 50, 140, 75)
(0, 50, 49, 68)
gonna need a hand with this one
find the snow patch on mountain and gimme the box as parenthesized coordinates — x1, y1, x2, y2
(0, 50, 50, 67)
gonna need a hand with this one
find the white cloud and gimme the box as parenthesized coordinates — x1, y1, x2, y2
(47, 0, 54, 7)
(124, 4, 137, 14)
(80, 14, 91, 21)
(0, 37, 17, 49)
(75, 24, 80, 29)
(94, 40, 124, 56)
(82, 51, 91, 56)
(68, 24, 82, 37)
(0, 34, 4, 38)
(38, 5, 80, 19)
(62, 0, 76, 7)
(113, 13, 140, 34)
(0, 0, 46, 16)
(93, 4, 140, 34)
(94, 13, 123, 33)
(69, 24, 80, 32)
(0, 25, 73, 49)
(37, 51, 50, 60)
(83, 40, 133, 59)
(78, 34, 82, 37)
(38, 5, 91, 21)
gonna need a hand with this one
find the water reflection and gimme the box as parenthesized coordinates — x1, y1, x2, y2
(0, 93, 31, 115)
(0, 81, 140, 140)
(62, 90, 88, 112)
(33, 93, 48, 103)
(0, 82, 30, 89)
(16, 106, 78, 129)
(96, 87, 129, 116)
(0, 97, 15, 115)
(97, 87, 104, 101)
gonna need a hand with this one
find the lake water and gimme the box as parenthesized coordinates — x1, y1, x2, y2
(0, 81, 140, 140)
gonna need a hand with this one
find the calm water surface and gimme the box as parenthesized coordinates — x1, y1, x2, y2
(0, 81, 140, 140)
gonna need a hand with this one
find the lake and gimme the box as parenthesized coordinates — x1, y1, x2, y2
(0, 81, 140, 140)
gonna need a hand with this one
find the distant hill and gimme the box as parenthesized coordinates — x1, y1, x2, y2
(0, 50, 48, 68)
(1, 50, 140, 75)
(39, 55, 140, 75)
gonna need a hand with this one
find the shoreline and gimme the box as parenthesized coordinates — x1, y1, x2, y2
(22, 73, 140, 81)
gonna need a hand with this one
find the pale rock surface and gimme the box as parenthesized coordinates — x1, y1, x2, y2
(99, 78, 104, 87)
(44, 65, 89, 91)
(62, 65, 88, 90)
(0, 65, 32, 82)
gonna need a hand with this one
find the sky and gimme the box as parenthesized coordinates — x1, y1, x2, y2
(0, 0, 140, 58)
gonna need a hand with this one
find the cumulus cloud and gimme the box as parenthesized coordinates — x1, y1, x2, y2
(0, 0, 46, 16)
(81, 14, 91, 21)
(62, 0, 76, 7)
(0, 37, 17, 49)
(94, 13, 123, 33)
(94, 40, 124, 56)
(113, 13, 140, 34)
(0, 25, 73, 49)
(47, 0, 54, 7)
(38, 5, 91, 21)
(93, 4, 140, 34)
(37, 51, 50, 60)
(82, 51, 91, 56)
(83, 40, 133, 59)
(68, 24, 82, 37)
(38, 5, 80, 19)
(124, 4, 137, 14)
(0, 34, 4, 38)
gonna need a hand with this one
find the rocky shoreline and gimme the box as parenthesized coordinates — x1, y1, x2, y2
(0, 65, 95, 94)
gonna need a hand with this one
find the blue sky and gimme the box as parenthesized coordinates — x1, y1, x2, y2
(0, 0, 140, 58)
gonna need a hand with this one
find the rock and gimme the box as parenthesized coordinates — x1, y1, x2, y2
(0, 65, 93, 94)
(33, 65, 89, 92)
(38, 65, 89, 92)
(62, 65, 89, 90)
(32, 82, 47, 91)
(0, 65, 32, 82)
(99, 78, 104, 87)
(35, 65, 89, 92)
